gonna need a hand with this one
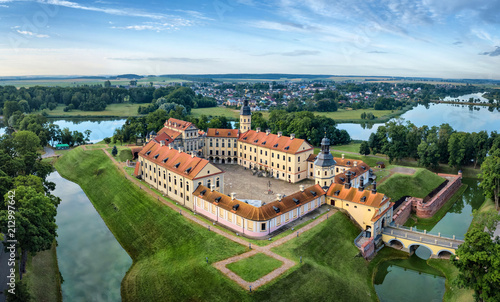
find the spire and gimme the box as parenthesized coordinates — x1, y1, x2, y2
(314, 128, 336, 167)
(240, 99, 251, 116)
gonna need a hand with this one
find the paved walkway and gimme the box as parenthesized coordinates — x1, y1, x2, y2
(80, 146, 335, 290)
(41, 146, 56, 158)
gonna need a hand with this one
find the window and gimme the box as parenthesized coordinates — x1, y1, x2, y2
(260, 150, 262, 155)
(236, 216, 242, 226)
(174, 190, 177, 195)
(298, 157, 300, 162)
(354, 205, 357, 208)
(216, 178, 220, 187)
(261, 223, 266, 231)
(248, 220, 254, 230)
(187, 183, 189, 191)
(228, 213, 232, 222)
(277, 154, 280, 160)
(288, 157, 291, 162)
(219, 209, 224, 218)
(276, 215, 281, 225)
(272, 153, 274, 158)
(265, 151, 267, 156)
(180, 181, 183, 188)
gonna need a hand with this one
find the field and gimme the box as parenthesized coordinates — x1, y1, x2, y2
(24, 241, 63, 302)
(314, 109, 394, 121)
(226, 254, 283, 282)
(38, 103, 143, 117)
(190, 107, 241, 119)
(0, 76, 190, 88)
(377, 168, 446, 201)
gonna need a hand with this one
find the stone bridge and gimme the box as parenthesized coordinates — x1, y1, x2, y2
(381, 225, 464, 258)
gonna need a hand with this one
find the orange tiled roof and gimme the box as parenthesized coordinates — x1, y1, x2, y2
(193, 184, 325, 221)
(133, 161, 140, 176)
(155, 132, 173, 143)
(165, 118, 194, 131)
(138, 140, 222, 180)
(306, 154, 317, 162)
(206, 128, 239, 138)
(158, 127, 182, 140)
(326, 183, 390, 208)
(238, 130, 312, 154)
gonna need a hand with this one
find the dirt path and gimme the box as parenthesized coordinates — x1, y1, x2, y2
(83, 146, 335, 291)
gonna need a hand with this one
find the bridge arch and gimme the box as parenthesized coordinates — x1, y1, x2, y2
(408, 244, 433, 259)
(387, 238, 405, 249)
(436, 249, 454, 259)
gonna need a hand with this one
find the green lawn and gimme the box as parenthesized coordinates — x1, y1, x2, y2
(377, 168, 445, 201)
(24, 241, 62, 302)
(331, 143, 362, 153)
(38, 103, 143, 117)
(314, 109, 394, 121)
(227, 254, 283, 282)
(54, 147, 249, 301)
(191, 107, 241, 119)
(258, 212, 379, 301)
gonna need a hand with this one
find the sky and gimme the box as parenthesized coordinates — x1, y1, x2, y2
(0, 0, 499, 79)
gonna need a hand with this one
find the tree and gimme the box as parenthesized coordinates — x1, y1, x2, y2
(479, 150, 500, 210)
(454, 227, 500, 301)
(417, 132, 440, 169)
(12, 131, 40, 155)
(112, 145, 118, 157)
(5, 280, 31, 302)
(359, 141, 371, 156)
(104, 80, 111, 88)
(84, 130, 92, 143)
(0, 186, 59, 279)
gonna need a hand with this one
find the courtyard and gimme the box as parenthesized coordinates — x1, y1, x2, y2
(215, 163, 315, 204)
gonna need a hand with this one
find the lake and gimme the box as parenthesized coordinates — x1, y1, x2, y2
(48, 171, 132, 302)
(338, 103, 500, 140)
(49, 118, 126, 143)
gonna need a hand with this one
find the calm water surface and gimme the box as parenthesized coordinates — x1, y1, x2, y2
(339, 102, 500, 140)
(48, 171, 132, 302)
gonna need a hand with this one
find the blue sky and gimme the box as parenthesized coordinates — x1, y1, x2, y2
(0, 0, 499, 78)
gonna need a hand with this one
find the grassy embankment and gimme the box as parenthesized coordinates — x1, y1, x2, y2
(377, 169, 446, 202)
(23, 241, 62, 302)
(226, 254, 283, 282)
(54, 147, 410, 301)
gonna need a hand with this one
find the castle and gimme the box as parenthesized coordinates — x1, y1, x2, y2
(135, 101, 392, 239)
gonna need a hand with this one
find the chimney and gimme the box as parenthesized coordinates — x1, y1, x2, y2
(372, 181, 377, 194)
(277, 131, 283, 138)
(266, 129, 271, 136)
(342, 154, 345, 159)
(354, 161, 358, 167)
(277, 193, 282, 201)
(191, 153, 195, 158)
(290, 133, 295, 140)
(300, 185, 305, 192)
(168, 145, 172, 150)
(178, 147, 183, 153)
(344, 171, 351, 189)
(160, 140, 165, 146)
(358, 176, 364, 191)
(256, 127, 261, 133)
(231, 192, 236, 200)
(211, 185, 215, 192)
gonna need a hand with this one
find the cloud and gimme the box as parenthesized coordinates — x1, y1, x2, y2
(112, 20, 192, 31)
(453, 41, 462, 45)
(16, 30, 50, 38)
(253, 49, 320, 57)
(0, 4, 8, 7)
(107, 57, 217, 63)
(367, 50, 388, 54)
(479, 46, 500, 57)
(251, 20, 318, 32)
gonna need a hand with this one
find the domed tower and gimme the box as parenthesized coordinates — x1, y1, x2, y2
(314, 133, 336, 189)
(239, 100, 251, 133)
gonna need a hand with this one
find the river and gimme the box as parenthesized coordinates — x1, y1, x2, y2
(374, 178, 484, 301)
(338, 103, 500, 140)
(48, 171, 132, 301)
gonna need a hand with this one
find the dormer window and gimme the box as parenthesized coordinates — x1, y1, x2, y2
(334, 190, 340, 196)
(185, 167, 192, 174)
(163, 157, 169, 163)
(154, 154, 159, 159)
(273, 206, 280, 213)
(216, 131, 219, 135)
(215, 196, 221, 203)
(284, 146, 289, 150)
(293, 198, 300, 205)
(146, 151, 151, 155)
(310, 190, 317, 196)
(174, 163, 180, 168)
(262, 141, 266, 145)
(200, 190, 206, 196)
(254, 139, 259, 143)
(232, 204, 239, 211)
(360, 196, 367, 202)
(273, 144, 278, 148)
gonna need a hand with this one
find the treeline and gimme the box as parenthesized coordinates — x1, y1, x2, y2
(111, 109, 231, 144)
(137, 87, 216, 115)
(0, 85, 215, 118)
(367, 120, 499, 168)
(251, 110, 351, 146)
(7, 112, 92, 147)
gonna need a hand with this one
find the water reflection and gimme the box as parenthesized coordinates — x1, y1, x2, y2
(48, 172, 132, 302)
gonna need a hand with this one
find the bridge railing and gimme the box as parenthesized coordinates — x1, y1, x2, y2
(388, 222, 464, 241)
(354, 231, 366, 248)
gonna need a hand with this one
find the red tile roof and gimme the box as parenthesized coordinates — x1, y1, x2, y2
(238, 130, 312, 154)
(206, 128, 239, 138)
(165, 118, 194, 131)
(155, 132, 173, 143)
(193, 184, 325, 221)
(158, 127, 182, 140)
(138, 140, 222, 180)
(326, 183, 390, 208)
(133, 161, 140, 176)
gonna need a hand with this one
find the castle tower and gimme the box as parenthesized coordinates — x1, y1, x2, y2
(239, 100, 251, 133)
(314, 132, 336, 189)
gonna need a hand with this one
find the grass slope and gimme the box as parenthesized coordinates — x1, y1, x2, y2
(377, 169, 445, 201)
(24, 241, 62, 302)
(258, 212, 378, 302)
(227, 254, 283, 282)
(54, 148, 248, 301)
